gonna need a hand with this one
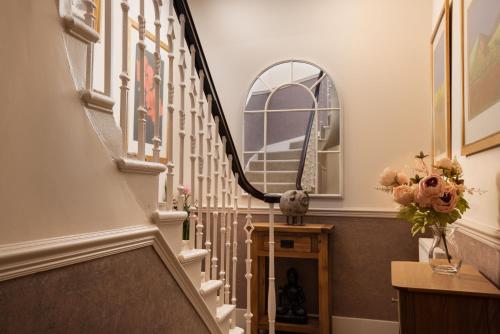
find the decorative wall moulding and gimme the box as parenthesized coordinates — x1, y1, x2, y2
(80, 89, 115, 114)
(63, 14, 100, 44)
(0, 224, 223, 334)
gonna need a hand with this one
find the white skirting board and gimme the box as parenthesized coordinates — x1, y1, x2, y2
(235, 309, 399, 334)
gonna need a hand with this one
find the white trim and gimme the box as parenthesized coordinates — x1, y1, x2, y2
(0, 225, 223, 334)
(332, 316, 399, 334)
(201, 206, 399, 218)
(455, 218, 500, 250)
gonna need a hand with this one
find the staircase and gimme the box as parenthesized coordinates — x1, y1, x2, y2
(245, 139, 304, 194)
(59, 0, 285, 332)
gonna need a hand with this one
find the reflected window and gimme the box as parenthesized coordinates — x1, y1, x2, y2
(243, 60, 343, 196)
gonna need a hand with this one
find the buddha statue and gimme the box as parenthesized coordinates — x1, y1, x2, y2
(276, 268, 307, 324)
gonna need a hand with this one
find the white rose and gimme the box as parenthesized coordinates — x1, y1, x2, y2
(379, 168, 398, 186)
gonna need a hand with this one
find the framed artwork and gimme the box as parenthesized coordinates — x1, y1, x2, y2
(431, 0, 451, 161)
(127, 18, 169, 161)
(461, 0, 500, 155)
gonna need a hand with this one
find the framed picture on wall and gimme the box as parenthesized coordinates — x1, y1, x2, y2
(431, 0, 451, 162)
(127, 18, 169, 163)
(461, 0, 500, 155)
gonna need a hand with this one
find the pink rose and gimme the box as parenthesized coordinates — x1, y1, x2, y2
(393, 185, 414, 205)
(435, 157, 453, 170)
(182, 185, 190, 195)
(414, 188, 432, 208)
(418, 174, 444, 197)
(431, 185, 459, 213)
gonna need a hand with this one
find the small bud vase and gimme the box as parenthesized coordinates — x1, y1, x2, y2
(429, 225, 462, 274)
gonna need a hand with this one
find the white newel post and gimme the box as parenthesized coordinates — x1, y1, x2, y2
(188, 44, 197, 249)
(165, 0, 175, 210)
(212, 116, 220, 279)
(205, 96, 213, 281)
(225, 156, 233, 305)
(231, 172, 239, 328)
(219, 136, 227, 305)
(152, 0, 162, 162)
(119, 0, 130, 157)
(83, 0, 96, 91)
(268, 203, 276, 334)
(244, 196, 254, 334)
(137, 0, 147, 160)
(197, 70, 206, 253)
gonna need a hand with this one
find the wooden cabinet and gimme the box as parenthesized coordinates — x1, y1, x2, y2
(251, 222, 334, 334)
(392, 261, 500, 334)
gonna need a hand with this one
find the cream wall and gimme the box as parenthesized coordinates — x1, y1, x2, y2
(188, 0, 433, 210)
(432, 0, 500, 234)
(0, 1, 150, 244)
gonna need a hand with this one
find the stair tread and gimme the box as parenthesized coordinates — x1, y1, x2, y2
(229, 326, 244, 334)
(200, 280, 223, 296)
(216, 304, 236, 323)
(178, 248, 208, 263)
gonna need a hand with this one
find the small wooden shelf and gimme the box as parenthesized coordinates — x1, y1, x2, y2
(251, 222, 334, 334)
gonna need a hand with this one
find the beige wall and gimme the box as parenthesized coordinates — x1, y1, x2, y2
(432, 0, 500, 233)
(188, 0, 433, 210)
(0, 1, 150, 244)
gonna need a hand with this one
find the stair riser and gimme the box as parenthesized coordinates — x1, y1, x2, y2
(246, 172, 297, 183)
(289, 141, 305, 149)
(257, 150, 301, 160)
(219, 318, 231, 334)
(201, 292, 219, 317)
(157, 223, 183, 255)
(182, 260, 202, 289)
(249, 160, 299, 171)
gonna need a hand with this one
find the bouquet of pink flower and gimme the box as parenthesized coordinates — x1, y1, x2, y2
(377, 152, 477, 236)
(173, 185, 196, 240)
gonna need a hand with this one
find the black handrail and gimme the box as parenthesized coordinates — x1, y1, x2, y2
(295, 71, 323, 191)
(173, 0, 280, 203)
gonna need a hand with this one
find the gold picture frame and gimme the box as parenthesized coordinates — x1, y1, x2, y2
(431, 0, 451, 161)
(461, 0, 500, 155)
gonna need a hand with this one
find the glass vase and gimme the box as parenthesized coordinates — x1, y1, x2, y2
(428, 225, 462, 274)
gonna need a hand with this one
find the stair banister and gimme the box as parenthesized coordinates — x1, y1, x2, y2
(119, 0, 130, 157)
(136, 0, 147, 160)
(225, 155, 233, 305)
(152, 0, 162, 162)
(83, 0, 97, 91)
(165, 0, 176, 210)
(103, 0, 113, 96)
(244, 196, 254, 334)
(197, 70, 206, 251)
(177, 13, 187, 210)
(212, 116, 220, 279)
(205, 95, 213, 281)
(231, 172, 239, 328)
(189, 43, 197, 249)
(219, 136, 228, 305)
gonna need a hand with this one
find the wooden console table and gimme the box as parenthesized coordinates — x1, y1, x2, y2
(392, 261, 500, 334)
(251, 222, 334, 334)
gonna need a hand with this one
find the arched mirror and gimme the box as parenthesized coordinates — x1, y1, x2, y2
(242, 60, 343, 196)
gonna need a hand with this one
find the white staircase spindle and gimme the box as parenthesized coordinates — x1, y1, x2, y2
(219, 137, 227, 305)
(104, 0, 112, 96)
(152, 0, 162, 162)
(188, 44, 198, 249)
(231, 173, 239, 328)
(268, 203, 276, 333)
(177, 14, 187, 223)
(119, 0, 130, 157)
(197, 70, 206, 254)
(165, 0, 175, 210)
(83, 0, 96, 91)
(211, 116, 220, 279)
(204, 96, 213, 281)
(224, 156, 233, 305)
(137, 0, 147, 160)
(244, 196, 255, 334)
